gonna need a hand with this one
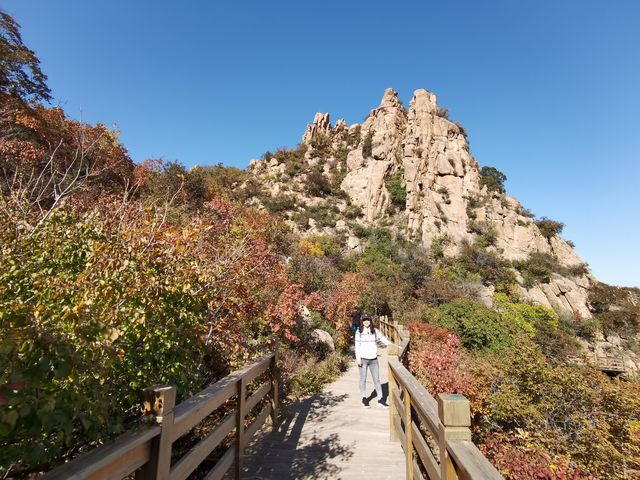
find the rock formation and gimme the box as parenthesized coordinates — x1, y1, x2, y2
(247, 87, 594, 320)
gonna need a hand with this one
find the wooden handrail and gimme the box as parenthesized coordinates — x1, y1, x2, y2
(379, 315, 503, 480)
(44, 352, 278, 480)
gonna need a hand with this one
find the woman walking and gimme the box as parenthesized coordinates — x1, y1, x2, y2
(355, 313, 392, 408)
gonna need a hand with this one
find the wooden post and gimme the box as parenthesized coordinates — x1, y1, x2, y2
(388, 368, 399, 442)
(137, 385, 176, 480)
(438, 394, 471, 480)
(393, 318, 399, 344)
(405, 389, 414, 480)
(270, 351, 279, 429)
(235, 376, 246, 479)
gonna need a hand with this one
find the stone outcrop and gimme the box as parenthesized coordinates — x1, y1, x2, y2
(339, 88, 585, 269)
(522, 274, 592, 319)
(301, 112, 333, 144)
(248, 87, 594, 321)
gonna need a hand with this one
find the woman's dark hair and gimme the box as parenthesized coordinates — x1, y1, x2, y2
(358, 313, 374, 334)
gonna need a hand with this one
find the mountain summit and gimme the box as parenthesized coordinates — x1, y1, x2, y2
(244, 88, 635, 332)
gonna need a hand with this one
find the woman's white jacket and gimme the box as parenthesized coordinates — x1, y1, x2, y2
(355, 327, 391, 361)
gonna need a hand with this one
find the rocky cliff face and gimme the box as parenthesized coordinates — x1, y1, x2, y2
(247, 88, 594, 320)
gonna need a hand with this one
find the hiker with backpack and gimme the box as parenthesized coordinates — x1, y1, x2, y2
(355, 313, 392, 408)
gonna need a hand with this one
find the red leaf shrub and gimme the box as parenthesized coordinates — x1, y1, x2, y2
(407, 322, 472, 396)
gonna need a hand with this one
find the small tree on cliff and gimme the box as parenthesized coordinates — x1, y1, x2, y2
(479, 166, 507, 194)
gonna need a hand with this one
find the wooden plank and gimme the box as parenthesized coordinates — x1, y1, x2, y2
(389, 368, 399, 442)
(447, 440, 503, 480)
(406, 388, 414, 480)
(399, 337, 410, 359)
(235, 377, 246, 479)
(169, 412, 236, 480)
(171, 353, 272, 441)
(202, 445, 235, 480)
(270, 351, 278, 427)
(245, 381, 270, 413)
(391, 388, 404, 421)
(244, 404, 272, 441)
(412, 457, 426, 480)
(411, 420, 440, 480)
(43, 425, 160, 480)
(394, 415, 406, 451)
(172, 376, 237, 441)
(242, 358, 272, 386)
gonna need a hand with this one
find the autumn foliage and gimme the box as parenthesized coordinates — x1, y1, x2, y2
(325, 272, 369, 347)
(407, 322, 473, 396)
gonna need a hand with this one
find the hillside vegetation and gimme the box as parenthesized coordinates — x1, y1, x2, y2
(1, 10, 639, 479)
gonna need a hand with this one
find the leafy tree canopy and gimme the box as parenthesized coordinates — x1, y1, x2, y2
(479, 166, 507, 194)
(0, 10, 51, 102)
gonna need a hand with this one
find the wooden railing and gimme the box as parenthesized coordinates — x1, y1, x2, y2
(44, 352, 278, 480)
(379, 316, 503, 480)
(595, 353, 625, 374)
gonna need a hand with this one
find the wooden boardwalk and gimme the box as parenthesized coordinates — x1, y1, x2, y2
(241, 352, 406, 479)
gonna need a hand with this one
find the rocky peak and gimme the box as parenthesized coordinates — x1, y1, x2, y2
(410, 88, 438, 115)
(244, 87, 595, 322)
(379, 87, 405, 110)
(301, 112, 332, 144)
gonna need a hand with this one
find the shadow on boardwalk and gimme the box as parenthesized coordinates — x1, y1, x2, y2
(243, 390, 354, 479)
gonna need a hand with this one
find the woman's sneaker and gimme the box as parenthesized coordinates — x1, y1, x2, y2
(362, 397, 371, 409)
(377, 400, 389, 408)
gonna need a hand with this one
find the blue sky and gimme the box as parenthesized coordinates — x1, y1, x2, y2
(5, 0, 640, 287)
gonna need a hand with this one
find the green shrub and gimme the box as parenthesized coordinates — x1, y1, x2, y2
(514, 252, 588, 288)
(451, 241, 515, 286)
(598, 309, 640, 337)
(362, 131, 373, 158)
(516, 205, 535, 218)
(437, 298, 513, 353)
(587, 283, 640, 336)
(343, 203, 363, 219)
(534, 217, 564, 239)
(479, 166, 507, 194)
(330, 147, 349, 190)
(309, 134, 332, 159)
(575, 317, 600, 340)
(430, 235, 449, 260)
(468, 221, 497, 247)
(436, 107, 449, 118)
(287, 352, 349, 398)
(351, 223, 372, 238)
(513, 252, 556, 287)
(358, 235, 402, 279)
(263, 194, 296, 213)
(234, 178, 264, 202)
(494, 292, 559, 338)
(305, 170, 332, 197)
(303, 203, 339, 227)
(466, 204, 478, 220)
(454, 122, 468, 138)
(385, 171, 407, 210)
(273, 145, 307, 176)
(567, 262, 588, 276)
(417, 277, 463, 306)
